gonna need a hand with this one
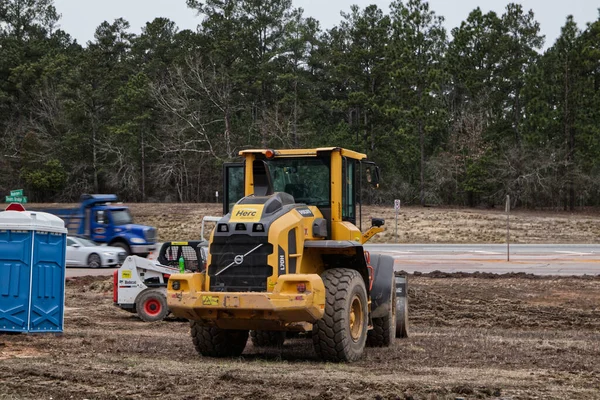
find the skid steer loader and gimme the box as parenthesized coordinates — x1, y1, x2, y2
(167, 148, 408, 361)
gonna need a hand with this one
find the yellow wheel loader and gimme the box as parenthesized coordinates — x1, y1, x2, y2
(167, 147, 407, 361)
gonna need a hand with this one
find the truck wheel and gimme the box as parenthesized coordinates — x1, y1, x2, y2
(313, 268, 368, 362)
(87, 253, 101, 269)
(111, 242, 131, 256)
(250, 330, 285, 347)
(135, 289, 168, 322)
(190, 322, 248, 357)
(367, 286, 396, 347)
(395, 275, 409, 338)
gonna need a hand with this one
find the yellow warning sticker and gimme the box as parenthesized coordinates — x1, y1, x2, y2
(121, 270, 132, 279)
(202, 296, 219, 306)
(171, 241, 189, 246)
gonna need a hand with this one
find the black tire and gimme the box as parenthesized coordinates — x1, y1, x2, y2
(87, 253, 101, 269)
(190, 322, 249, 357)
(111, 242, 131, 256)
(367, 286, 396, 347)
(135, 289, 168, 322)
(250, 330, 286, 347)
(313, 268, 368, 362)
(395, 275, 409, 338)
(396, 292, 409, 338)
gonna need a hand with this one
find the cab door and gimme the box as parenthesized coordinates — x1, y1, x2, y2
(223, 163, 245, 215)
(90, 208, 111, 243)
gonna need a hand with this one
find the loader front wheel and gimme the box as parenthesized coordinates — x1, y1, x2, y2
(250, 330, 286, 348)
(136, 289, 168, 322)
(313, 268, 368, 362)
(190, 322, 248, 357)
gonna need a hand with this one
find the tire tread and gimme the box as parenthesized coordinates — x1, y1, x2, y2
(190, 322, 248, 357)
(313, 268, 367, 362)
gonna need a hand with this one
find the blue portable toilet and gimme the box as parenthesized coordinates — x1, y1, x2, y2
(0, 206, 67, 333)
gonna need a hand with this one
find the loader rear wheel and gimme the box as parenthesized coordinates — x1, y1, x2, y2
(313, 268, 368, 362)
(250, 330, 285, 348)
(190, 322, 248, 357)
(367, 286, 396, 347)
(396, 291, 409, 338)
(136, 289, 168, 322)
(395, 275, 409, 338)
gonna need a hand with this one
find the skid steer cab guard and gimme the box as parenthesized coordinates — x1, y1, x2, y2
(168, 148, 407, 361)
(114, 240, 209, 322)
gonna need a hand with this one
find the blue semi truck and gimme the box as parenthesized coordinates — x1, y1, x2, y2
(42, 194, 157, 257)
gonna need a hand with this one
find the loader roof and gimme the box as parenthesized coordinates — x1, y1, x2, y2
(239, 147, 367, 160)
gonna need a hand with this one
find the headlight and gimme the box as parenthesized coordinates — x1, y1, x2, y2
(130, 238, 146, 244)
(103, 252, 115, 256)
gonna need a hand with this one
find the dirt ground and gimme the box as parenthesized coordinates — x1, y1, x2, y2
(2, 273, 600, 400)
(29, 203, 600, 244)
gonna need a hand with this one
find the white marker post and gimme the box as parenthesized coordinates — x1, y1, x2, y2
(215, 191, 219, 204)
(505, 194, 510, 261)
(394, 199, 401, 243)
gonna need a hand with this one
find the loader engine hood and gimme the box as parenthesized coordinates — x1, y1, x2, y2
(208, 192, 298, 293)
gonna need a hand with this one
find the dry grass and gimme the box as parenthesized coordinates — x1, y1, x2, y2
(29, 202, 600, 243)
(361, 206, 600, 244)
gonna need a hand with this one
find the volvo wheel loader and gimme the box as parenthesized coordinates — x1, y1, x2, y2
(167, 147, 408, 362)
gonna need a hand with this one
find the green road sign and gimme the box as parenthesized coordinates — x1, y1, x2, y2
(5, 196, 27, 204)
(10, 189, 23, 197)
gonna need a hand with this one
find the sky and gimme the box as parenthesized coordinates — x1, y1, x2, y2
(54, 0, 599, 49)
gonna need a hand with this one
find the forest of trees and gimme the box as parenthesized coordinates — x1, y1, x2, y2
(1, 0, 599, 209)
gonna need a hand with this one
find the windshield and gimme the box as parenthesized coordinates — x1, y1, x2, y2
(110, 209, 133, 225)
(266, 157, 330, 206)
(75, 237, 98, 247)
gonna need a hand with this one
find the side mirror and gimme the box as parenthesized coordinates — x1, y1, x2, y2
(371, 218, 385, 227)
(72, 244, 81, 248)
(366, 166, 380, 188)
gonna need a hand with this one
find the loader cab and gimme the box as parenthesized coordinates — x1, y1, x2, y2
(223, 147, 381, 241)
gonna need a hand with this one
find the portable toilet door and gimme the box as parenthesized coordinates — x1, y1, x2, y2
(0, 208, 67, 333)
(0, 221, 33, 331)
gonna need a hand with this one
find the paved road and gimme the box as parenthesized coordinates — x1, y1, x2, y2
(65, 244, 600, 278)
(364, 244, 600, 275)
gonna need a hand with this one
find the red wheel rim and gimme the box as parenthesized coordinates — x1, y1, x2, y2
(144, 298, 162, 316)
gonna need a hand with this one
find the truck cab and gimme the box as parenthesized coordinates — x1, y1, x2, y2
(44, 194, 157, 257)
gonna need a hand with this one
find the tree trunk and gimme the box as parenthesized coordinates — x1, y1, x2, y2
(568, 126, 575, 211)
(225, 103, 232, 157)
(364, 112, 368, 153)
(140, 130, 146, 202)
(92, 116, 99, 193)
(418, 84, 425, 207)
(564, 58, 575, 211)
(419, 117, 424, 206)
(293, 77, 298, 148)
(261, 99, 267, 148)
